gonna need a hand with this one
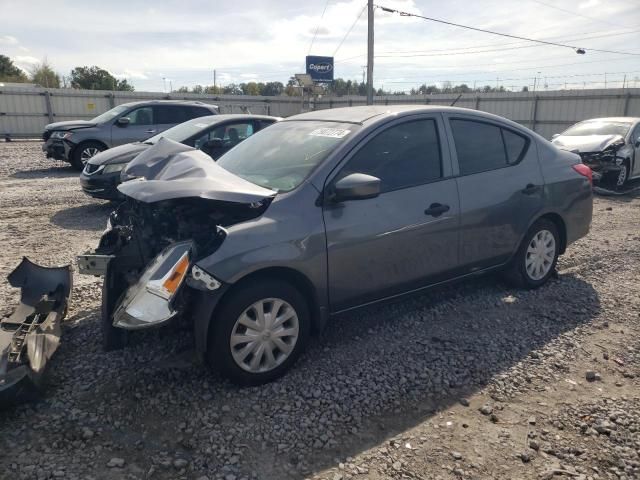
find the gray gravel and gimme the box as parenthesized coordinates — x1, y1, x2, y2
(0, 142, 639, 480)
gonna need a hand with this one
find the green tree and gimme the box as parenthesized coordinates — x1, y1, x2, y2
(70, 66, 134, 91)
(0, 55, 28, 82)
(192, 84, 204, 94)
(30, 60, 60, 88)
(175, 86, 190, 93)
(262, 81, 284, 96)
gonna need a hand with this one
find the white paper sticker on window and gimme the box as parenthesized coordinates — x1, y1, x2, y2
(308, 128, 351, 138)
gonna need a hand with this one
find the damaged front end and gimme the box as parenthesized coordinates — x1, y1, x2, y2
(1, 258, 72, 407)
(78, 138, 275, 336)
(577, 136, 627, 182)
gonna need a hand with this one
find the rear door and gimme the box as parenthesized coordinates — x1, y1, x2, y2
(323, 114, 460, 311)
(111, 106, 155, 145)
(154, 105, 192, 135)
(443, 114, 544, 272)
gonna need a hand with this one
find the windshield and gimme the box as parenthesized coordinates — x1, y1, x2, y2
(91, 104, 129, 123)
(562, 121, 632, 137)
(217, 121, 357, 192)
(145, 116, 219, 144)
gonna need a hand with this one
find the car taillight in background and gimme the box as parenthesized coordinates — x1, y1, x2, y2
(572, 163, 593, 185)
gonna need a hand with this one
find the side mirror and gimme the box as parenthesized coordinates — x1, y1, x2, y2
(330, 173, 381, 202)
(116, 117, 130, 127)
(551, 133, 560, 140)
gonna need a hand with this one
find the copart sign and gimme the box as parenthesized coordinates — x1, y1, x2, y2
(306, 55, 334, 82)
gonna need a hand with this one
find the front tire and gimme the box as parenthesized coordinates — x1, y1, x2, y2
(503, 219, 560, 289)
(71, 141, 105, 170)
(208, 279, 310, 385)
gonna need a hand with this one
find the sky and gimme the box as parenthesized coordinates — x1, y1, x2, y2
(1, 0, 639, 93)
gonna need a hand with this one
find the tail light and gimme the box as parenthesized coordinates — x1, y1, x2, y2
(572, 164, 592, 185)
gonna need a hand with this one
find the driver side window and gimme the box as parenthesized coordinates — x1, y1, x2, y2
(340, 119, 442, 193)
(125, 107, 154, 126)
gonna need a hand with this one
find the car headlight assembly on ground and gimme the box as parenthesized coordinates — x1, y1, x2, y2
(112, 241, 194, 329)
(102, 163, 127, 174)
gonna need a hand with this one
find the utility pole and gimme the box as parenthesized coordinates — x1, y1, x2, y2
(366, 0, 374, 105)
(214, 69, 217, 90)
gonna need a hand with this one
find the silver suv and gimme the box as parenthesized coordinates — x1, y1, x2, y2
(42, 100, 219, 169)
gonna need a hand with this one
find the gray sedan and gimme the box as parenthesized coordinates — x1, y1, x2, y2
(79, 105, 593, 385)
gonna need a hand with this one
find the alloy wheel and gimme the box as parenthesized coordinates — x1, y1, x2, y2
(230, 297, 299, 373)
(616, 164, 628, 187)
(525, 229, 556, 281)
(80, 147, 100, 165)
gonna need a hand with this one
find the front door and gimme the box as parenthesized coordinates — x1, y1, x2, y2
(323, 115, 460, 312)
(111, 106, 156, 145)
(630, 123, 640, 178)
(444, 115, 544, 271)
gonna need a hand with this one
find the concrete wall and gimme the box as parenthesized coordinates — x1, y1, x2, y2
(2, 85, 639, 140)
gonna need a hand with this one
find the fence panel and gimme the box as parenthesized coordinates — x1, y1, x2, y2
(1, 86, 638, 139)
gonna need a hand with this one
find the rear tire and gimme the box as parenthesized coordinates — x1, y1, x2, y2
(503, 219, 560, 289)
(207, 279, 310, 386)
(71, 141, 105, 170)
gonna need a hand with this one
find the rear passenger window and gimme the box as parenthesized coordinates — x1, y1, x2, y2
(341, 119, 442, 192)
(451, 119, 529, 175)
(502, 129, 528, 164)
(451, 120, 505, 175)
(189, 106, 212, 118)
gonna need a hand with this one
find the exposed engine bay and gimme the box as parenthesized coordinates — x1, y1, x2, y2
(77, 138, 276, 335)
(0, 258, 72, 408)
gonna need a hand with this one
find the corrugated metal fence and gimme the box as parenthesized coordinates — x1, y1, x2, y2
(1, 86, 638, 140)
(314, 88, 640, 139)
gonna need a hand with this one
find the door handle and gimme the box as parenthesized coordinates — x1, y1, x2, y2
(145, 129, 156, 134)
(521, 183, 541, 195)
(424, 203, 450, 217)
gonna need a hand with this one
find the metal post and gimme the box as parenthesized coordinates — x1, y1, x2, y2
(366, 0, 374, 105)
(531, 95, 539, 133)
(475, 96, 480, 110)
(43, 91, 54, 123)
(623, 92, 631, 116)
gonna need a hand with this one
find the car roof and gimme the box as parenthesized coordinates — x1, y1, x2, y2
(284, 105, 523, 126)
(575, 117, 640, 123)
(119, 100, 218, 108)
(200, 114, 281, 122)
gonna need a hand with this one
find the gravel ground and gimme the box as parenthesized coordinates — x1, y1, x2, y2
(0, 142, 639, 480)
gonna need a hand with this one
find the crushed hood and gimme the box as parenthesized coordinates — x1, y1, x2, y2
(552, 134, 625, 153)
(87, 142, 150, 166)
(118, 137, 276, 204)
(44, 120, 96, 131)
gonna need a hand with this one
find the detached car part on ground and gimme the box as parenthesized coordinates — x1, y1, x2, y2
(79, 114, 279, 201)
(1, 258, 72, 408)
(78, 106, 593, 386)
(42, 100, 219, 170)
(552, 117, 640, 189)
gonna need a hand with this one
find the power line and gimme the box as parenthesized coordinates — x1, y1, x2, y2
(333, 3, 367, 57)
(527, 0, 635, 30)
(375, 4, 640, 56)
(308, 0, 331, 55)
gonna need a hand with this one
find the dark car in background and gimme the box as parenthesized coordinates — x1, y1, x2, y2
(42, 100, 219, 169)
(79, 105, 593, 385)
(79, 114, 280, 200)
(552, 117, 640, 188)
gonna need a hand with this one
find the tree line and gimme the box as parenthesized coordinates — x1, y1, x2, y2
(2, 55, 521, 95)
(1, 55, 134, 91)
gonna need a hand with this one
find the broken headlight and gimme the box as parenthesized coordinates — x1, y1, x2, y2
(103, 163, 127, 174)
(112, 241, 192, 329)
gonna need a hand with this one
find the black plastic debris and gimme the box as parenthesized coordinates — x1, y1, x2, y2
(0, 257, 72, 408)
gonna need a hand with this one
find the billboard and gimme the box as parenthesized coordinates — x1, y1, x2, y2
(306, 56, 334, 82)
